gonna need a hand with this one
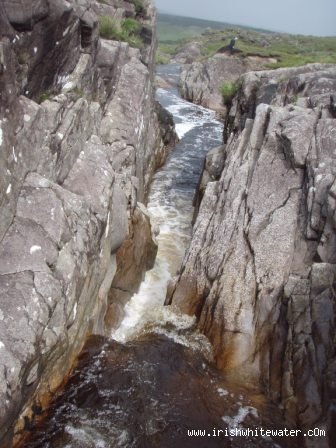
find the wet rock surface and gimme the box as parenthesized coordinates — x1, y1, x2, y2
(167, 63, 336, 447)
(105, 203, 159, 329)
(0, 0, 172, 445)
(22, 333, 299, 448)
(154, 100, 179, 148)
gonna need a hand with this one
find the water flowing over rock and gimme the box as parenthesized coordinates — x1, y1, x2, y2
(167, 63, 336, 447)
(0, 0, 173, 445)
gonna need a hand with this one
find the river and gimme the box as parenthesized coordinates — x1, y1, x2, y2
(24, 65, 296, 448)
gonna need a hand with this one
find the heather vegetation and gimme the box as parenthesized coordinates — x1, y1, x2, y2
(156, 13, 336, 68)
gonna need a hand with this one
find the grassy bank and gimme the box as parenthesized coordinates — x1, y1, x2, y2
(156, 13, 336, 68)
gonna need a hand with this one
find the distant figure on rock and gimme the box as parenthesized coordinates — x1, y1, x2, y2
(228, 36, 238, 53)
(217, 36, 240, 55)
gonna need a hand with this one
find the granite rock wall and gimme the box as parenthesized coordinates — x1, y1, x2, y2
(167, 63, 336, 447)
(0, 0, 172, 445)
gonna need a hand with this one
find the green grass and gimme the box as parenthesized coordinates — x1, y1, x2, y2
(156, 13, 336, 69)
(38, 91, 53, 103)
(99, 16, 143, 47)
(155, 42, 178, 65)
(122, 17, 141, 35)
(220, 81, 240, 105)
(158, 22, 206, 43)
(99, 16, 119, 39)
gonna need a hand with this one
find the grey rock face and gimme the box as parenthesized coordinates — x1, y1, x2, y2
(155, 100, 179, 148)
(0, 0, 169, 445)
(167, 64, 336, 446)
(105, 202, 158, 329)
(179, 54, 281, 115)
(172, 42, 202, 64)
(3, 0, 49, 30)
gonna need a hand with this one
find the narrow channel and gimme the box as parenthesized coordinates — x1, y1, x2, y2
(111, 64, 223, 343)
(24, 65, 294, 448)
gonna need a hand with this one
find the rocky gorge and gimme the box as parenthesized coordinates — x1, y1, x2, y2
(0, 0, 177, 445)
(1, 1, 336, 447)
(167, 63, 336, 446)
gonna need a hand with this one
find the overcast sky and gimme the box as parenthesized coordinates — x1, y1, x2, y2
(155, 0, 336, 36)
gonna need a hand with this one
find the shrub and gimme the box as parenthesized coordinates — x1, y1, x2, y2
(120, 18, 142, 47)
(133, 0, 146, 17)
(220, 81, 240, 106)
(99, 16, 120, 40)
(99, 16, 143, 47)
(122, 17, 141, 36)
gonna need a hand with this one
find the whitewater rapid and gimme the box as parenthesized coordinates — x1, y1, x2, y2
(24, 66, 289, 448)
(111, 83, 223, 343)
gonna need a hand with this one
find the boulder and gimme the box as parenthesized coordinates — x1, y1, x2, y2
(179, 53, 282, 115)
(172, 41, 202, 64)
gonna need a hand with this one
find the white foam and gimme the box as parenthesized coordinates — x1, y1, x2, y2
(111, 197, 192, 343)
(112, 85, 222, 346)
(156, 88, 221, 142)
(111, 258, 171, 342)
(218, 388, 229, 397)
(116, 430, 129, 445)
(222, 406, 259, 429)
(65, 425, 107, 446)
(175, 122, 195, 139)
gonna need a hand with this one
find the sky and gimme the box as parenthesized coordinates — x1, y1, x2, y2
(155, 0, 336, 36)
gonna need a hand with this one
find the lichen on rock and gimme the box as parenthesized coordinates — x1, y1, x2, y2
(0, 0, 172, 445)
(167, 63, 336, 447)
